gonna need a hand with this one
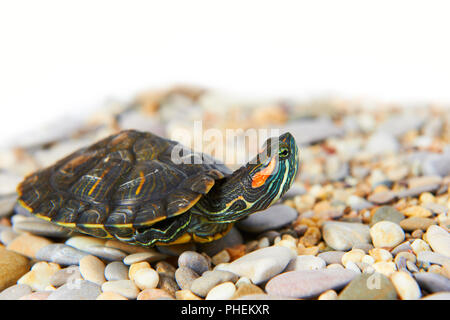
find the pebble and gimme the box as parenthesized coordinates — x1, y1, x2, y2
(372, 261, 397, 277)
(128, 261, 151, 280)
(123, 251, 168, 265)
(414, 272, 450, 293)
(96, 291, 128, 300)
(79, 245, 127, 261)
(205, 281, 236, 300)
(190, 270, 239, 298)
(231, 283, 265, 300)
(365, 132, 399, 154)
(318, 290, 338, 300)
(79, 255, 106, 285)
(425, 225, 450, 256)
(19, 292, 52, 300)
(411, 239, 432, 255)
(400, 217, 437, 231)
(17, 261, 60, 291)
(281, 117, 344, 146)
(0, 247, 29, 291)
(417, 251, 450, 266)
(266, 269, 358, 299)
(211, 250, 230, 266)
(175, 289, 202, 300)
(35, 244, 88, 265)
(137, 288, 174, 300)
(178, 251, 210, 275)
(175, 267, 199, 290)
(7, 233, 53, 259)
(369, 248, 393, 262)
(157, 243, 196, 256)
(65, 236, 106, 251)
(50, 266, 82, 287)
(236, 204, 297, 233)
(47, 280, 101, 300)
(101, 280, 140, 300)
(0, 228, 18, 246)
(0, 284, 32, 300)
(367, 192, 396, 205)
(104, 239, 155, 254)
(390, 271, 421, 300)
(322, 221, 371, 251)
(421, 292, 450, 300)
(133, 268, 159, 290)
(13, 218, 72, 238)
(370, 206, 405, 226)
(197, 227, 243, 257)
(370, 221, 405, 248)
(402, 206, 432, 218)
(104, 261, 129, 281)
(341, 249, 365, 265)
(318, 251, 345, 265)
(338, 272, 397, 300)
(0, 195, 17, 218)
(286, 255, 326, 271)
(216, 246, 295, 284)
(391, 242, 413, 255)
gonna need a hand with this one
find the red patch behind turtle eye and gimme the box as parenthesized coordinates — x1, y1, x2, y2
(251, 157, 276, 188)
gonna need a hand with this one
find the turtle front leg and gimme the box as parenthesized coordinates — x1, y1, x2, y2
(188, 214, 234, 243)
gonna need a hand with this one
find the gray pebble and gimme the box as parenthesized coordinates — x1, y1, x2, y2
(318, 251, 345, 265)
(370, 206, 405, 226)
(0, 284, 32, 300)
(175, 267, 199, 290)
(50, 266, 82, 287)
(417, 251, 450, 266)
(104, 261, 129, 281)
(236, 204, 298, 233)
(81, 245, 127, 261)
(47, 280, 101, 300)
(414, 272, 450, 293)
(322, 221, 371, 251)
(13, 218, 72, 238)
(190, 270, 239, 298)
(178, 251, 210, 275)
(36, 244, 89, 265)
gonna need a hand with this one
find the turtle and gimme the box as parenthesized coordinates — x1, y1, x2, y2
(17, 129, 299, 246)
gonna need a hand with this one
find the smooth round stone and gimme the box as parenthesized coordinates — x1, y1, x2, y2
(417, 251, 450, 266)
(367, 192, 396, 205)
(129, 261, 151, 281)
(370, 221, 405, 248)
(231, 283, 265, 300)
(372, 261, 397, 277)
(47, 280, 101, 300)
(318, 251, 345, 265)
(0, 194, 17, 217)
(197, 227, 243, 257)
(190, 270, 239, 298)
(396, 184, 440, 199)
(137, 288, 174, 300)
(341, 249, 365, 265)
(338, 272, 397, 300)
(322, 221, 371, 251)
(425, 225, 450, 256)
(36, 244, 88, 265)
(390, 271, 421, 300)
(370, 206, 405, 226)
(101, 280, 140, 300)
(318, 290, 338, 300)
(402, 206, 432, 218)
(80, 245, 127, 261)
(235, 293, 295, 300)
(211, 250, 231, 266)
(96, 291, 128, 300)
(123, 251, 167, 265)
(7, 233, 53, 259)
(175, 267, 200, 290)
(178, 251, 210, 275)
(286, 255, 326, 271)
(133, 268, 159, 290)
(400, 217, 437, 232)
(414, 272, 450, 293)
(281, 185, 306, 199)
(0, 247, 29, 291)
(347, 195, 374, 211)
(79, 255, 106, 285)
(0, 284, 32, 300)
(50, 266, 82, 287)
(105, 261, 129, 281)
(411, 239, 431, 254)
(205, 282, 236, 300)
(216, 246, 296, 285)
(65, 236, 106, 251)
(391, 242, 413, 256)
(175, 289, 202, 300)
(266, 269, 358, 299)
(18, 261, 61, 291)
(422, 292, 450, 300)
(13, 219, 72, 238)
(236, 204, 298, 233)
(369, 248, 393, 262)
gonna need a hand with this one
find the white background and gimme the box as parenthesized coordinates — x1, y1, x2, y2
(1, 0, 450, 147)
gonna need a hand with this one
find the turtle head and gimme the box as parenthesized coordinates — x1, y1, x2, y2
(246, 132, 299, 206)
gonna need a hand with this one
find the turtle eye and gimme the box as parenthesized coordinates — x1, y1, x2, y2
(278, 146, 290, 159)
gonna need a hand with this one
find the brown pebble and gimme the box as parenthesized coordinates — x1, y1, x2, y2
(7, 233, 52, 259)
(231, 283, 265, 299)
(137, 288, 174, 300)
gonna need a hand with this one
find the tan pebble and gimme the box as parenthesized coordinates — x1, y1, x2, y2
(65, 236, 105, 251)
(395, 251, 417, 264)
(133, 268, 159, 290)
(370, 221, 405, 248)
(235, 277, 252, 287)
(419, 193, 435, 204)
(175, 289, 202, 300)
(137, 288, 173, 300)
(205, 282, 236, 300)
(231, 283, 264, 299)
(369, 248, 393, 262)
(0, 247, 30, 291)
(79, 255, 106, 285)
(297, 244, 319, 256)
(318, 290, 338, 300)
(129, 261, 151, 281)
(211, 250, 230, 266)
(411, 239, 431, 255)
(425, 225, 450, 256)
(361, 255, 375, 265)
(372, 261, 397, 277)
(275, 239, 297, 254)
(96, 291, 128, 300)
(101, 280, 140, 300)
(390, 271, 421, 300)
(299, 227, 321, 247)
(19, 292, 52, 300)
(402, 206, 432, 218)
(18, 262, 60, 291)
(341, 249, 365, 265)
(326, 263, 344, 269)
(7, 233, 52, 259)
(411, 229, 424, 239)
(123, 252, 167, 265)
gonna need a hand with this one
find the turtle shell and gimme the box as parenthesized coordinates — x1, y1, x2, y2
(17, 130, 232, 242)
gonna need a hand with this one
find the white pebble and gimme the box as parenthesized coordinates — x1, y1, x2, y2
(390, 271, 421, 300)
(370, 221, 405, 248)
(205, 282, 236, 300)
(133, 268, 159, 290)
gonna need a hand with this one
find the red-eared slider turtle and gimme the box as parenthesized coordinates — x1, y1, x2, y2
(17, 130, 299, 246)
